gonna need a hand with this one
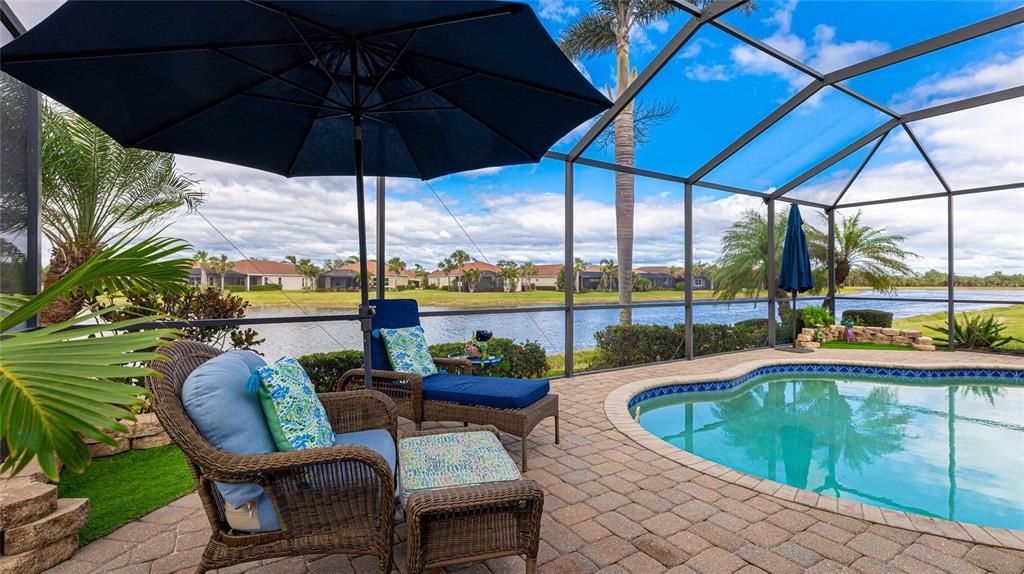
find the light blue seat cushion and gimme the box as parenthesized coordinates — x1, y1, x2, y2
(333, 429, 397, 476)
(181, 351, 276, 522)
(422, 373, 550, 409)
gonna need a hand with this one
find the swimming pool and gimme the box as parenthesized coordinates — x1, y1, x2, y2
(630, 365, 1024, 531)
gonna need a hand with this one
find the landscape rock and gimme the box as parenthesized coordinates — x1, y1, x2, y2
(87, 437, 130, 457)
(132, 432, 173, 450)
(125, 413, 163, 438)
(0, 534, 77, 574)
(3, 498, 89, 555)
(0, 478, 57, 529)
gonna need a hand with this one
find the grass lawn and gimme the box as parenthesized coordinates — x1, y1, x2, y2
(894, 304, 1024, 350)
(59, 445, 194, 545)
(821, 341, 916, 351)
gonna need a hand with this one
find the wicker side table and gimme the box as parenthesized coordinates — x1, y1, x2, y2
(401, 427, 544, 574)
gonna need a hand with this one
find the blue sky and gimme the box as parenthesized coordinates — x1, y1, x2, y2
(10, 0, 1023, 275)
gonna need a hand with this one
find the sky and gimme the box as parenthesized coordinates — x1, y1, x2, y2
(8, 0, 1024, 275)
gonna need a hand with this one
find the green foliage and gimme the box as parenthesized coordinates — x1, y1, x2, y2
(248, 283, 282, 292)
(297, 350, 365, 393)
(58, 445, 193, 544)
(1, 235, 187, 481)
(801, 306, 835, 327)
(927, 313, 1020, 349)
(592, 322, 769, 368)
(224, 284, 244, 292)
(842, 309, 893, 328)
(429, 338, 548, 379)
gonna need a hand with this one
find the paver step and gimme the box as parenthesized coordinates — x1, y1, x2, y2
(0, 478, 57, 530)
(2, 498, 90, 556)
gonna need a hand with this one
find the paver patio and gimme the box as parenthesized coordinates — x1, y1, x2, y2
(48, 349, 1024, 574)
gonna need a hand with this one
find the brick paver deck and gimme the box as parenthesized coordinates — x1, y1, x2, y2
(49, 349, 1024, 574)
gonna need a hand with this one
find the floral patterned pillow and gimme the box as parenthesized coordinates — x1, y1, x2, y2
(379, 326, 438, 377)
(252, 357, 334, 452)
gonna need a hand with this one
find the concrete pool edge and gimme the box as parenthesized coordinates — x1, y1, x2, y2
(604, 356, 1024, 550)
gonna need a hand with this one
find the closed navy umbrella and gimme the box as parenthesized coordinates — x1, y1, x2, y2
(2, 1, 610, 387)
(778, 205, 815, 349)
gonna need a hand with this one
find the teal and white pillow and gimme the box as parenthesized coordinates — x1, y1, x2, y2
(251, 356, 334, 452)
(379, 326, 438, 377)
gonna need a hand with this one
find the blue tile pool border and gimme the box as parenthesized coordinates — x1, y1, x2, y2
(627, 364, 1024, 409)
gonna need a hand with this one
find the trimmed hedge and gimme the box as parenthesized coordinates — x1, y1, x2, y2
(592, 321, 769, 369)
(224, 285, 244, 292)
(296, 336, 548, 392)
(842, 309, 893, 328)
(249, 283, 283, 291)
(297, 350, 364, 393)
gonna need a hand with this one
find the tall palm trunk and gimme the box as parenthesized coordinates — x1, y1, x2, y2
(614, 40, 635, 324)
(40, 243, 97, 326)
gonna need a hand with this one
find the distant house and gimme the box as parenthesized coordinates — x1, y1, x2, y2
(693, 272, 714, 290)
(318, 260, 419, 291)
(635, 266, 683, 289)
(428, 261, 502, 291)
(190, 259, 303, 291)
(530, 264, 563, 290)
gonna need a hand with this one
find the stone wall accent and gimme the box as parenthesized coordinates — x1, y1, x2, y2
(80, 413, 172, 457)
(0, 476, 88, 574)
(797, 325, 936, 350)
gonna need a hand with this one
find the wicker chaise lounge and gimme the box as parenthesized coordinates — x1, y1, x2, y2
(339, 299, 559, 471)
(149, 341, 397, 574)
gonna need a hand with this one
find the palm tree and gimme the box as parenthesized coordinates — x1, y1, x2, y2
(519, 261, 538, 291)
(599, 258, 618, 292)
(438, 257, 455, 291)
(829, 211, 918, 291)
(386, 256, 406, 284)
(39, 103, 203, 325)
(1, 234, 189, 480)
(412, 263, 429, 289)
(213, 254, 233, 291)
(497, 259, 520, 292)
(194, 250, 211, 289)
(343, 254, 360, 265)
(668, 264, 681, 289)
(560, 0, 688, 324)
(714, 207, 916, 312)
(574, 257, 590, 293)
(449, 249, 473, 292)
(462, 268, 483, 293)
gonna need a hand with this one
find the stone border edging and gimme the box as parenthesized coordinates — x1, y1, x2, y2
(603, 357, 1024, 551)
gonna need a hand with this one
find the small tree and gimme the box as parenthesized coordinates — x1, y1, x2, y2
(573, 257, 590, 293)
(412, 263, 429, 288)
(497, 259, 520, 292)
(386, 256, 406, 289)
(213, 254, 232, 291)
(194, 250, 211, 288)
(519, 261, 538, 291)
(462, 268, 483, 293)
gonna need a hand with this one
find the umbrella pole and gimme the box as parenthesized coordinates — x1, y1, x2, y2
(354, 111, 374, 389)
(792, 291, 798, 348)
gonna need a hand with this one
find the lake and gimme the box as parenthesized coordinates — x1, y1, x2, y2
(246, 289, 1023, 358)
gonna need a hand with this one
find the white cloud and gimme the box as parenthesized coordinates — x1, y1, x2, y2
(536, 0, 579, 23)
(678, 37, 717, 59)
(685, 63, 733, 82)
(889, 52, 1024, 112)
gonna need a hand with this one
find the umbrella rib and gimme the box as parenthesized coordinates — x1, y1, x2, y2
(364, 71, 478, 111)
(388, 114, 425, 180)
(357, 5, 521, 41)
(360, 31, 418, 107)
(446, 102, 539, 162)
(286, 15, 352, 107)
(245, 0, 355, 43)
(400, 48, 610, 108)
(0, 38, 317, 64)
(286, 77, 338, 177)
(131, 54, 317, 146)
(212, 47, 350, 109)
(240, 93, 348, 113)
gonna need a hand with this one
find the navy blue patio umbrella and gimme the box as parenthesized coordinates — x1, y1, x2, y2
(778, 205, 815, 349)
(1, 1, 610, 387)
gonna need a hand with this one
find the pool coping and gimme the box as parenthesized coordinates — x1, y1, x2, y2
(604, 357, 1024, 550)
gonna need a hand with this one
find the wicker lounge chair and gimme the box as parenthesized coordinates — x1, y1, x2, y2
(149, 340, 397, 574)
(338, 299, 559, 471)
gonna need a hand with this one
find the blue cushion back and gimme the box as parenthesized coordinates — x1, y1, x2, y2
(369, 298, 421, 371)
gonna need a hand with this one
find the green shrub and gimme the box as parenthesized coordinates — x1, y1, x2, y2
(429, 337, 548, 379)
(224, 284, 244, 292)
(801, 306, 835, 327)
(395, 284, 415, 291)
(534, 285, 557, 291)
(297, 350, 364, 393)
(591, 322, 769, 369)
(249, 283, 282, 291)
(927, 313, 1020, 349)
(842, 309, 893, 328)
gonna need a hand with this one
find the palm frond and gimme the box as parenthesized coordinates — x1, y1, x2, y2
(1, 311, 180, 480)
(560, 12, 617, 59)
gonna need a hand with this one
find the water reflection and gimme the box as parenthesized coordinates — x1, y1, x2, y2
(638, 377, 1023, 530)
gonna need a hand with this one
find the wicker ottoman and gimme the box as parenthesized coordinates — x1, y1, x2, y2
(400, 426, 544, 574)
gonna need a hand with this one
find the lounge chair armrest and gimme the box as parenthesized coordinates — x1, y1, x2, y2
(433, 357, 473, 374)
(337, 367, 422, 393)
(318, 389, 397, 439)
(401, 424, 499, 441)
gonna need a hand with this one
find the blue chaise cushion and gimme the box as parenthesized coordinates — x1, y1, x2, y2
(369, 298, 421, 371)
(422, 374, 550, 409)
(181, 351, 275, 509)
(334, 429, 397, 475)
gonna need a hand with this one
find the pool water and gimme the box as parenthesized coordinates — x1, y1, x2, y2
(633, 375, 1024, 530)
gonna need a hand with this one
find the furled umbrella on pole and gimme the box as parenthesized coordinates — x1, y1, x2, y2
(778, 204, 815, 351)
(2, 1, 611, 388)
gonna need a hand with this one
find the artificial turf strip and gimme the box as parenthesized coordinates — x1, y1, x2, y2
(58, 445, 195, 545)
(821, 341, 915, 351)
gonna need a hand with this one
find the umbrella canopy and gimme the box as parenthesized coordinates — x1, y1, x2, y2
(2, 1, 610, 387)
(1, 1, 609, 179)
(778, 205, 814, 295)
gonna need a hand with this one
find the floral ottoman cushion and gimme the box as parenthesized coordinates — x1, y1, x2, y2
(398, 431, 521, 505)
